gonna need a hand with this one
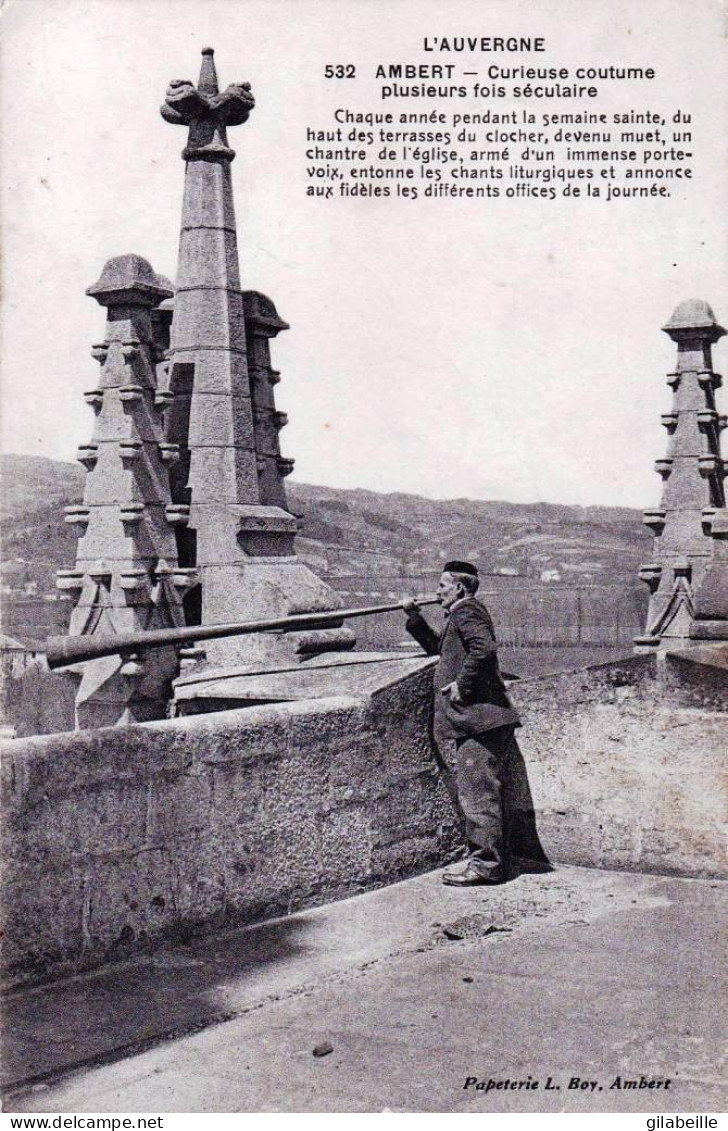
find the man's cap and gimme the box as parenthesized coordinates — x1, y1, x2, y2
(443, 560, 478, 577)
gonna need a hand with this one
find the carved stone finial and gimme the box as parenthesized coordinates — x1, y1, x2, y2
(662, 299, 726, 347)
(86, 255, 174, 309)
(161, 48, 255, 162)
(243, 291, 291, 338)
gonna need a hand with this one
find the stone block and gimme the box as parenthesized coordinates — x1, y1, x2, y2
(146, 769, 214, 844)
(187, 392, 255, 449)
(1, 859, 85, 979)
(644, 825, 721, 877)
(173, 348, 251, 401)
(319, 805, 373, 885)
(252, 411, 284, 452)
(187, 446, 259, 505)
(288, 699, 369, 770)
(178, 228, 243, 289)
(185, 505, 245, 563)
(195, 706, 290, 767)
(223, 807, 323, 910)
(597, 818, 644, 869)
(209, 761, 265, 827)
(168, 829, 227, 924)
(178, 160, 237, 233)
(370, 833, 443, 880)
(658, 507, 712, 551)
(86, 846, 176, 952)
(1, 721, 194, 809)
(536, 809, 604, 868)
(663, 651, 728, 710)
(327, 727, 385, 804)
(371, 669, 436, 781)
(257, 462, 288, 510)
(513, 658, 727, 877)
(81, 449, 178, 516)
(172, 289, 246, 352)
(8, 783, 148, 864)
(261, 746, 328, 816)
(74, 502, 178, 562)
(90, 393, 161, 444)
(370, 774, 445, 850)
(382, 716, 436, 780)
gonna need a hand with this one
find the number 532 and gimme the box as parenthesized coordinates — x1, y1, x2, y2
(324, 64, 356, 78)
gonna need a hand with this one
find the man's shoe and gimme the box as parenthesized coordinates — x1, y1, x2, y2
(442, 864, 501, 887)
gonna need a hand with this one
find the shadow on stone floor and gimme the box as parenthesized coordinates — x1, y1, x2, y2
(0, 915, 313, 1091)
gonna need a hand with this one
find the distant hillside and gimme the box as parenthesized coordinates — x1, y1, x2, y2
(0, 454, 85, 524)
(0, 453, 651, 642)
(286, 481, 649, 581)
(1, 456, 85, 637)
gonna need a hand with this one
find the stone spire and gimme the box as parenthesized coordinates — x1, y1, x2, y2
(161, 50, 353, 669)
(636, 299, 727, 648)
(58, 255, 196, 728)
(161, 48, 257, 516)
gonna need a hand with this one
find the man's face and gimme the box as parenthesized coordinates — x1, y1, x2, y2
(437, 572, 463, 609)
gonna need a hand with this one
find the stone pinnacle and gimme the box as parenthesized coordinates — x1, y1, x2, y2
(161, 48, 254, 162)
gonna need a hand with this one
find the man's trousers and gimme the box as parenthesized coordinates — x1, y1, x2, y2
(442, 724, 521, 882)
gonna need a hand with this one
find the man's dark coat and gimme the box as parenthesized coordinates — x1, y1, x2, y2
(406, 597, 520, 740)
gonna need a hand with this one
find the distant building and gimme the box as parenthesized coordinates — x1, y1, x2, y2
(0, 634, 41, 679)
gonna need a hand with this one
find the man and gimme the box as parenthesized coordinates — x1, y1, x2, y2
(403, 561, 520, 886)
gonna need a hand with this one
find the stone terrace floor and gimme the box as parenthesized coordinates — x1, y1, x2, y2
(3, 865, 726, 1114)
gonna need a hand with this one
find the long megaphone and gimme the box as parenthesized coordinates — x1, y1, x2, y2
(45, 596, 440, 669)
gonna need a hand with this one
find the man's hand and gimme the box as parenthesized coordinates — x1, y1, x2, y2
(441, 680, 462, 704)
(401, 597, 420, 616)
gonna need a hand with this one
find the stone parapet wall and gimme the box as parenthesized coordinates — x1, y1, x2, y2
(510, 653, 727, 880)
(2, 650, 725, 987)
(0, 669, 458, 988)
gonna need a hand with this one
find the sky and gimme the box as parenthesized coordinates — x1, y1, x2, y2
(1, 0, 727, 508)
